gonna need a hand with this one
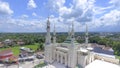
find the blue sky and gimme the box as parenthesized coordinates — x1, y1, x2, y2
(0, 0, 120, 32)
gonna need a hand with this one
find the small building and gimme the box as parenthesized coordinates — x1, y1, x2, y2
(0, 49, 18, 63)
(19, 47, 35, 61)
(3, 39, 14, 46)
(19, 47, 34, 57)
(0, 42, 4, 48)
(0, 49, 12, 61)
(0, 49, 13, 61)
(17, 40, 25, 45)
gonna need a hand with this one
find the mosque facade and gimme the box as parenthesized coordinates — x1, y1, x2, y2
(44, 17, 119, 68)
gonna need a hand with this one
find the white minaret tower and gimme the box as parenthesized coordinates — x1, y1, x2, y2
(79, 24, 90, 68)
(68, 22, 77, 68)
(45, 17, 51, 44)
(52, 24, 56, 61)
(44, 17, 53, 64)
(68, 26, 71, 36)
(85, 24, 88, 47)
(53, 24, 56, 44)
(85, 24, 94, 64)
(71, 22, 74, 39)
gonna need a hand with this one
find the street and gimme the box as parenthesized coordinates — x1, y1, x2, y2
(0, 59, 44, 68)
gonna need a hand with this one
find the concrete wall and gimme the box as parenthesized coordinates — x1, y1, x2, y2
(94, 54, 119, 64)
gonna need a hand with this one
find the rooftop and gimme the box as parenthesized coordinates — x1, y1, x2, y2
(93, 47, 114, 55)
(0, 49, 13, 56)
(56, 47, 69, 51)
(78, 48, 88, 53)
(85, 60, 120, 68)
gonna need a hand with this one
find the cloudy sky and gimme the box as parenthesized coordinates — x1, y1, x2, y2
(0, 0, 120, 32)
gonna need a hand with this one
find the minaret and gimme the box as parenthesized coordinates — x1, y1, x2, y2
(52, 24, 56, 61)
(85, 24, 88, 46)
(68, 22, 77, 68)
(44, 17, 52, 64)
(85, 24, 94, 64)
(53, 24, 56, 44)
(71, 22, 74, 38)
(68, 26, 71, 36)
(45, 17, 51, 45)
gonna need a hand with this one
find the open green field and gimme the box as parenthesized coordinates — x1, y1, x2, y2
(0, 43, 39, 56)
(34, 61, 46, 68)
(116, 56, 120, 60)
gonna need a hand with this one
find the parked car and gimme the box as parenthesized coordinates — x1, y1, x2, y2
(36, 54, 43, 59)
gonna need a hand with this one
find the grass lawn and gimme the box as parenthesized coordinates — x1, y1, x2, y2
(34, 61, 46, 68)
(116, 55, 120, 60)
(0, 43, 40, 56)
(24, 43, 39, 51)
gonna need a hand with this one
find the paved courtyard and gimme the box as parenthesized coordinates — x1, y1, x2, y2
(42, 62, 66, 68)
(0, 59, 66, 68)
(0, 59, 42, 68)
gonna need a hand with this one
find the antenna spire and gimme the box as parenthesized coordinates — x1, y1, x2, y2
(71, 22, 74, 38)
(85, 24, 88, 45)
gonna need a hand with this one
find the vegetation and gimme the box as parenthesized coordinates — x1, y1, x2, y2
(89, 35, 120, 56)
(34, 61, 46, 68)
(0, 32, 120, 57)
(0, 46, 20, 56)
(0, 43, 40, 56)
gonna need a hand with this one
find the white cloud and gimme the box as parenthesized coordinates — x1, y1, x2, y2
(32, 12, 37, 16)
(59, 6, 72, 16)
(46, 0, 65, 12)
(73, 0, 88, 10)
(0, 1, 13, 15)
(44, 0, 120, 32)
(27, 0, 37, 9)
(21, 14, 29, 19)
(109, 0, 120, 9)
(0, 0, 120, 32)
(46, 0, 93, 23)
(44, 0, 96, 32)
(88, 9, 120, 31)
(0, 16, 46, 32)
(99, 10, 120, 26)
(60, 0, 95, 23)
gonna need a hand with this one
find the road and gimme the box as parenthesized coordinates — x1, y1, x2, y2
(0, 59, 44, 68)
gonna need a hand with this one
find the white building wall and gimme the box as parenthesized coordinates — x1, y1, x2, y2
(77, 52, 89, 68)
(44, 44, 53, 64)
(68, 46, 77, 68)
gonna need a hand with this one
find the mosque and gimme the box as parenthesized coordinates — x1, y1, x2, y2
(44, 17, 120, 68)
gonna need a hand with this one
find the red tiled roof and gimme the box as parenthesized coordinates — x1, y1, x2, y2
(0, 49, 13, 56)
(103, 47, 111, 50)
(9, 55, 18, 62)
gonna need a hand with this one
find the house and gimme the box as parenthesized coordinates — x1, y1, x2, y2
(17, 41, 25, 45)
(0, 49, 13, 61)
(3, 39, 13, 46)
(19, 47, 34, 57)
(0, 42, 4, 48)
(0, 49, 18, 63)
(19, 47, 35, 61)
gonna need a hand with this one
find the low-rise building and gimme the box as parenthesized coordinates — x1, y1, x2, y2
(19, 47, 34, 57)
(17, 40, 25, 45)
(0, 49, 18, 63)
